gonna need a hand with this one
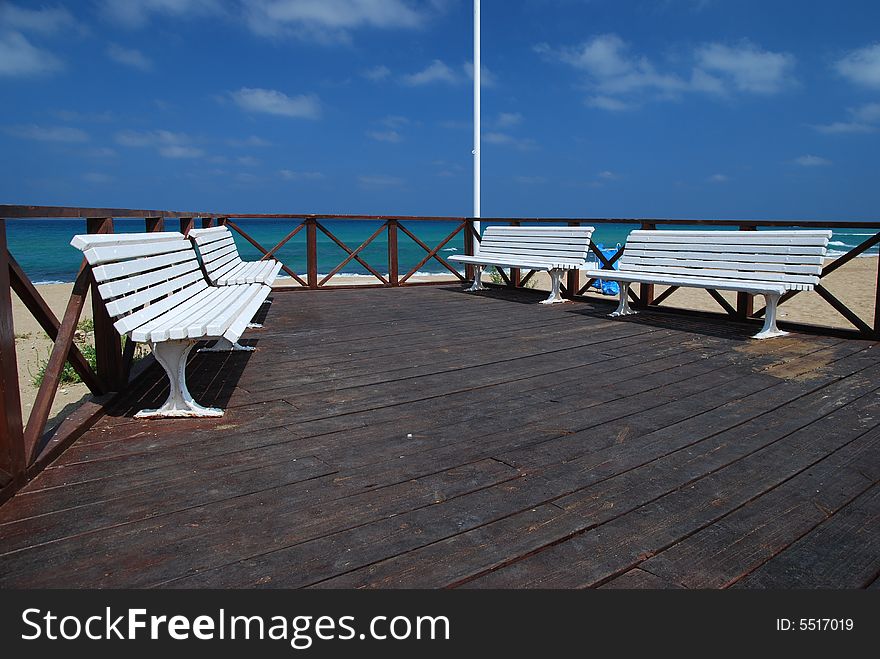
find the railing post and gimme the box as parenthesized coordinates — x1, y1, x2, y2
(201, 217, 216, 229)
(464, 219, 476, 282)
(0, 219, 26, 488)
(179, 217, 194, 236)
(217, 217, 228, 227)
(566, 220, 580, 298)
(639, 221, 656, 307)
(86, 217, 125, 392)
(874, 249, 880, 339)
(509, 220, 521, 288)
(737, 223, 757, 319)
(306, 219, 318, 288)
(145, 216, 164, 232)
(387, 220, 399, 286)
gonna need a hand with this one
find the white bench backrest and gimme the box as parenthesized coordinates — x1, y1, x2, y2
(618, 230, 832, 290)
(187, 225, 245, 284)
(70, 231, 209, 336)
(476, 226, 595, 266)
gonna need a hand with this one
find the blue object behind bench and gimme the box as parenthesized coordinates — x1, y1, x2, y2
(588, 243, 620, 296)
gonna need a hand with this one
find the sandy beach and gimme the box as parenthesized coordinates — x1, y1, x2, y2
(10, 259, 877, 429)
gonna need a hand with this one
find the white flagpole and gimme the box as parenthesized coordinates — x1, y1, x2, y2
(473, 0, 481, 236)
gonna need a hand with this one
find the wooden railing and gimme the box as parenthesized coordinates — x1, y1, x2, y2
(1, 204, 878, 504)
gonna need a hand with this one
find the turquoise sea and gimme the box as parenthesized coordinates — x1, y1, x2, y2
(5, 218, 878, 284)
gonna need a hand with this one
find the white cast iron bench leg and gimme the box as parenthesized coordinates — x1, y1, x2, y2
(199, 338, 256, 352)
(610, 282, 638, 317)
(753, 292, 788, 340)
(540, 268, 567, 305)
(136, 340, 223, 418)
(465, 264, 487, 292)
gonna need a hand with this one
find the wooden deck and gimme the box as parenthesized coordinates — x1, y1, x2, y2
(1, 285, 879, 589)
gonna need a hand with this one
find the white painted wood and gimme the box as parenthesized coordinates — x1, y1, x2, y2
(622, 248, 824, 265)
(198, 235, 236, 255)
(97, 261, 201, 300)
(81, 239, 193, 266)
(449, 225, 595, 303)
(71, 230, 273, 418)
(587, 229, 831, 338)
(116, 281, 208, 337)
(202, 243, 238, 264)
(581, 269, 789, 295)
(70, 232, 183, 250)
(104, 269, 205, 317)
(92, 249, 195, 282)
(130, 286, 227, 342)
(187, 225, 280, 286)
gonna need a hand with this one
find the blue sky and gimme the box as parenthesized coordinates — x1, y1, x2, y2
(1, 0, 879, 219)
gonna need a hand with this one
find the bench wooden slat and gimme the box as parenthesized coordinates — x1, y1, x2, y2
(116, 281, 208, 337)
(81, 238, 193, 266)
(202, 243, 238, 264)
(198, 234, 236, 256)
(188, 225, 280, 286)
(130, 285, 226, 342)
(105, 269, 206, 317)
(222, 284, 271, 341)
(70, 232, 183, 250)
(620, 255, 823, 275)
(627, 242, 827, 256)
(622, 248, 824, 266)
(97, 260, 202, 300)
(581, 269, 791, 294)
(206, 284, 265, 336)
(92, 249, 195, 282)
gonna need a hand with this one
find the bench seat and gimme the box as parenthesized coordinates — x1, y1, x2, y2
(584, 229, 832, 339)
(450, 225, 595, 303)
(188, 225, 283, 287)
(71, 231, 270, 418)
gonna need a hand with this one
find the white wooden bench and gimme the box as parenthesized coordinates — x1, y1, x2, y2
(449, 225, 595, 304)
(71, 231, 271, 418)
(187, 225, 283, 286)
(581, 229, 832, 339)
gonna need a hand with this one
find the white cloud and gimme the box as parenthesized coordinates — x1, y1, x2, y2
(496, 112, 523, 128)
(363, 64, 391, 81)
(227, 135, 272, 147)
(812, 121, 874, 134)
(367, 130, 402, 143)
(243, 0, 433, 42)
(229, 87, 321, 119)
(586, 95, 633, 111)
(540, 34, 795, 109)
(358, 174, 404, 188)
(114, 129, 204, 158)
(280, 169, 324, 181)
(237, 155, 260, 166)
(87, 147, 118, 157)
(463, 60, 497, 87)
(483, 132, 537, 151)
(97, 0, 224, 29)
(402, 59, 459, 85)
(835, 43, 880, 89)
(812, 102, 880, 134)
(792, 154, 831, 167)
(0, 4, 79, 34)
(107, 43, 153, 71)
(4, 124, 88, 142)
(0, 31, 62, 76)
(598, 170, 619, 180)
(708, 173, 729, 183)
(695, 41, 795, 94)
